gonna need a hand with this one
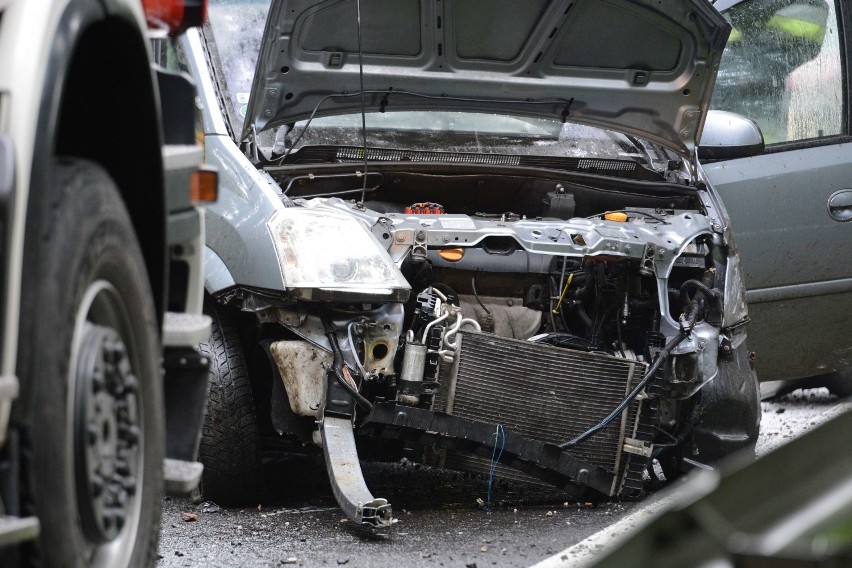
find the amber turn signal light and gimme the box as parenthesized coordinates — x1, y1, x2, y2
(191, 166, 218, 204)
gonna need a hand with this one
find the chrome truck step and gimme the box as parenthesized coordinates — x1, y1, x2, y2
(163, 458, 204, 495)
(162, 312, 211, 348)
(0, 515, 40, 547)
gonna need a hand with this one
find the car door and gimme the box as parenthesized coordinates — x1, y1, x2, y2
(702, 0, 852, 382)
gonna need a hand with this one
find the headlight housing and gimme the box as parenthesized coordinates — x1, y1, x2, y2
(267, 207, 410, 299)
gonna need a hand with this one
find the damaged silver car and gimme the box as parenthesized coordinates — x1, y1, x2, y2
(180, 0, 763, 527)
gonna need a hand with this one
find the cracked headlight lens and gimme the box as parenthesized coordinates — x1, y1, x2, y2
(267, 207, 409, 293)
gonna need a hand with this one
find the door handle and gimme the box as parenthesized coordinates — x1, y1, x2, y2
(828, 189, 852, 222)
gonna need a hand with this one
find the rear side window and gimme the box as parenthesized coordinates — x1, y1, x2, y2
(711, 0, 844, 146)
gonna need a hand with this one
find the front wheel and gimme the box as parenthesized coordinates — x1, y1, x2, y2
(197, 304, 264, 506)
(20, 159, 163, 566)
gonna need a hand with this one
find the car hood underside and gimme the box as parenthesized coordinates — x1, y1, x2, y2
(244, 0, 730, 156)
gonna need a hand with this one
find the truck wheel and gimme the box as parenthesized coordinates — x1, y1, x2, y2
(198, 305, 264, 505)
(21, 158, 163, 566)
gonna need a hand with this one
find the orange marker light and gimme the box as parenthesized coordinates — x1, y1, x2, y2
(190, 166, 218, 203)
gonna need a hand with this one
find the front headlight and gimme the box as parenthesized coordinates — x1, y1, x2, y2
(267, 207, 410, 297)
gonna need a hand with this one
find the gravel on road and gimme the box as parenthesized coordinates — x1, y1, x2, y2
(158, 388, 846, 567)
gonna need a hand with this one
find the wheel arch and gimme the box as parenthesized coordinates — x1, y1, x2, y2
(15, 1, 166, 425)
(30, 1, 167, 324)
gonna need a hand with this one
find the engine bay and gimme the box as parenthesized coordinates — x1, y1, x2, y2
(217, 165, 742, 526)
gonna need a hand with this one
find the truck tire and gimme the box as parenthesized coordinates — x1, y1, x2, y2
(198, 305, 264, 506)
(21, 158, 163, 566)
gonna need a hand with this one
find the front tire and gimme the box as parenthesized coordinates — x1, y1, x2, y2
(198, 305, 264, 506)
(20, 158, 163, 566)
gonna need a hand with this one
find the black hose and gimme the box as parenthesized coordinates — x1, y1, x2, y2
(558, 331, 687, 449)
(575, 303, 593, 333)
(680, 279, 720, 305)
(471, 272, 492, 316)
(324, 324, 373, 411)
(571, 259, 596, 300)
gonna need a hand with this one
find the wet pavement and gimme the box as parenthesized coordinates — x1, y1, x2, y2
(158, 388, 847, 567)
(532, 387, 852, 567)
(158, 454, 638, 567)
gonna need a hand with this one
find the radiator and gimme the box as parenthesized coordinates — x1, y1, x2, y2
(436, 332, 648, 493)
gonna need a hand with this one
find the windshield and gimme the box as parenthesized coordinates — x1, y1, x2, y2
(206, 0, 675, 173)
(207, 0, 272, 131)
(273, 112, 667, 164)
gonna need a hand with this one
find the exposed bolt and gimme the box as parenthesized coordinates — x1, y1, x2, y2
(115, 491, 128, 506)
(395, 233, 405, 242)
(123, 374, 139, 393)
(122, 425, 140, 444)
(87, 424, 99, 445)
(91, 474, 105, 497)
(92, 371, 106, 392)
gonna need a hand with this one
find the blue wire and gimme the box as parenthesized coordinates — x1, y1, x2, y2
(485, 424, 506, 510)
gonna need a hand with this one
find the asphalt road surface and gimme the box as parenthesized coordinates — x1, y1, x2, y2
(158, 388, 847, 567)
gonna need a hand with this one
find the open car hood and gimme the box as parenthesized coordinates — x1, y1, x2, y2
(243, 0, 730, 157)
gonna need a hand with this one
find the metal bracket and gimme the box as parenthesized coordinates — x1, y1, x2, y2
(623, 437, 653, 457)
(320, 416, 394, 528)
(319, 368, 394, 528)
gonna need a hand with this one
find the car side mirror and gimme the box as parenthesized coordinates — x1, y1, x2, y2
(698, 110, 764, 161)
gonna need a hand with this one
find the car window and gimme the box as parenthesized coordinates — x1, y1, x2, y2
(711, 0, 844, 146)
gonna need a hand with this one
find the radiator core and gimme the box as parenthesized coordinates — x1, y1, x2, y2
(438, 332, 648, 491)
